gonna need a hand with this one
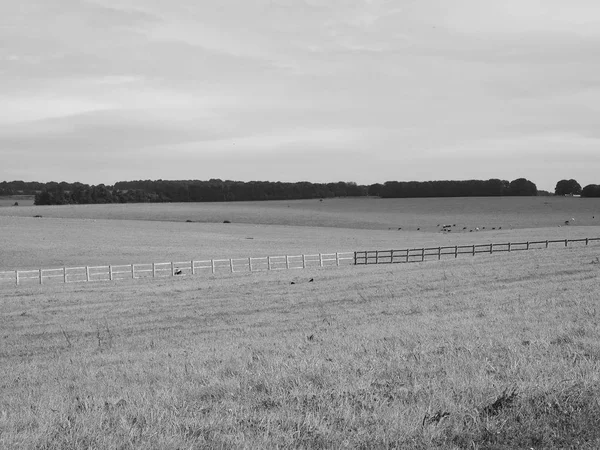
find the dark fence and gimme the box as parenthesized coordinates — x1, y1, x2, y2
(354, 238, 600, 265)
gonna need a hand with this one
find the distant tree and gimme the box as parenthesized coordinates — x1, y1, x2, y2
(368, 183, 383, 197)
(507, 178, 538, 196)
(34, 190, 53, 205)
(555, 179, 582, 196)
(581, 184, 600, 198)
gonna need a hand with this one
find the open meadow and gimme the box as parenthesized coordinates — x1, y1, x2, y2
(0, 195, 35, 208)
(2, 196, 600, 271)
(1, 197, 600, 448)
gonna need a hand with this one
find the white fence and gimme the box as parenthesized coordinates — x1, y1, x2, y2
(0, 252, 355, 287)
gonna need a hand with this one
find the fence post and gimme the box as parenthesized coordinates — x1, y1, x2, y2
(303, 254, 307, 268)
(421, 248, 425, 262)
(152, 263, 156, 278)
(336, 252, 340, 266)
(319, 254, 323, 267)
(406, 249, 409, 263)
(211, 259, 215, 274)
(526, 241, 530, 250)
(191, 260, 195, 275)
(353, 252, 357, 265)
(132, 264, 135, 279)
(267, 257, 271, 270)
(109, 265, 113, 281)
(171, 262, 175, 276)
(490, 243, 493, 254)
(508, 243, 511, 253)
(63, 267, 67, 283)
(39, 269, 43, 284)
(249, 258, 253, 272)
(86, 266, 90, 282)
(565, 239, 568, 247)
(472, 245, 475, 256)
(438, 247, 441, 260)
(375, 251, 379, 264)
(454, 246, 458, 258)
(286, 255, 290, 269)
(15, 270, 19, 286)
(546, 240, 549, 248)
(229, 259, 234, 273)
(586, 238, 589, 246)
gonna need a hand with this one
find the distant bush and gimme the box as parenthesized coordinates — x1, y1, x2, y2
(582, 184, 600, 197)
(555, 179, 582, 196)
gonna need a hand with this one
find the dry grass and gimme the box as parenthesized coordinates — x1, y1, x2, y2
(2, 196, 600, 231)
(0, 195, 35, 207)
(2, 245, 600, 448)
(2, 212, 600, 271)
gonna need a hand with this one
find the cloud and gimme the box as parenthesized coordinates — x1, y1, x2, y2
(1, 0, 599, 187)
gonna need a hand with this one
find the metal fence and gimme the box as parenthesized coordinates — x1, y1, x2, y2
(354, 237, 600, 265)
(0, 252, 355, 287)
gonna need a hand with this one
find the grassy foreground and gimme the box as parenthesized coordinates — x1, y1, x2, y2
(1, 245, 600, 449)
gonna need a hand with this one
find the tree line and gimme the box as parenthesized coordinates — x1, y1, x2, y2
(369, 178, 538, 198)
(554, 179, 600, 197)
(1, 177, 599, 205)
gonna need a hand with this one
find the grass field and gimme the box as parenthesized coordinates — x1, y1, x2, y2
(2, 196, 600, 231)
(0, 195, 35, 208)
(1, 198, 600, 448)
(1, 245, 600, 448)
(2, 197, 600, 271)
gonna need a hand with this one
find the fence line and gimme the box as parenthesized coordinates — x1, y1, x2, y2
(0, 252, 355, 287)
(353, 237, 600, 265)
(2, 237, 598, 287)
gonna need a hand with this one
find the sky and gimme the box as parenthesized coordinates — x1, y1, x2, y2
(1, 0, 599, 191)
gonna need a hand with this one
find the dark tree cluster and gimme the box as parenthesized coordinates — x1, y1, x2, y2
(33, 183, 159, 205)
(114, 179, 368, 202)
(581, 185, 600, 197)
(32, 180, 369, 205)
(377, 178, 537, 198)
(2, 177, 542, 206)
(0, 180, 47, 195)
(555, 179, 582, 196)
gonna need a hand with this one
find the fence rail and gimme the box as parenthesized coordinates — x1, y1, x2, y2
(0, 252, 355, 287)
(354, 237, 600, 265)
(2, 237, 598, 288)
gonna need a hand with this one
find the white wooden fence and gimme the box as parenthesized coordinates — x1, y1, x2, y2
(0, 252, 355, 287)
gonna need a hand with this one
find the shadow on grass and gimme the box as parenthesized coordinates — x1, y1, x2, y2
(439, 383, 600, 449)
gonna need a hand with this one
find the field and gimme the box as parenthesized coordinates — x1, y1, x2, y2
(0, 195, 35, 208)
(2, 196, 600, 231)
(1, 197, 600, 448)
(2, 196, 600, 271)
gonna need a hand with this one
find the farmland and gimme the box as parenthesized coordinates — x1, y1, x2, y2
(2, 196, 600, 271)
(1, 197, 600, 448)
(2, 196, 600, 231)
(0, 195, 35, 208)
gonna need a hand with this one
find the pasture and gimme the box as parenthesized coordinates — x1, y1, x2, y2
(1, 197, 600, 448)
(2, 196, 600, 272)
(0, 195, 35, 208)
(2, 196, 600, 231)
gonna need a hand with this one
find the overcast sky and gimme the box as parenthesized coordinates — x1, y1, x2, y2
(1, 0, 599, 190)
